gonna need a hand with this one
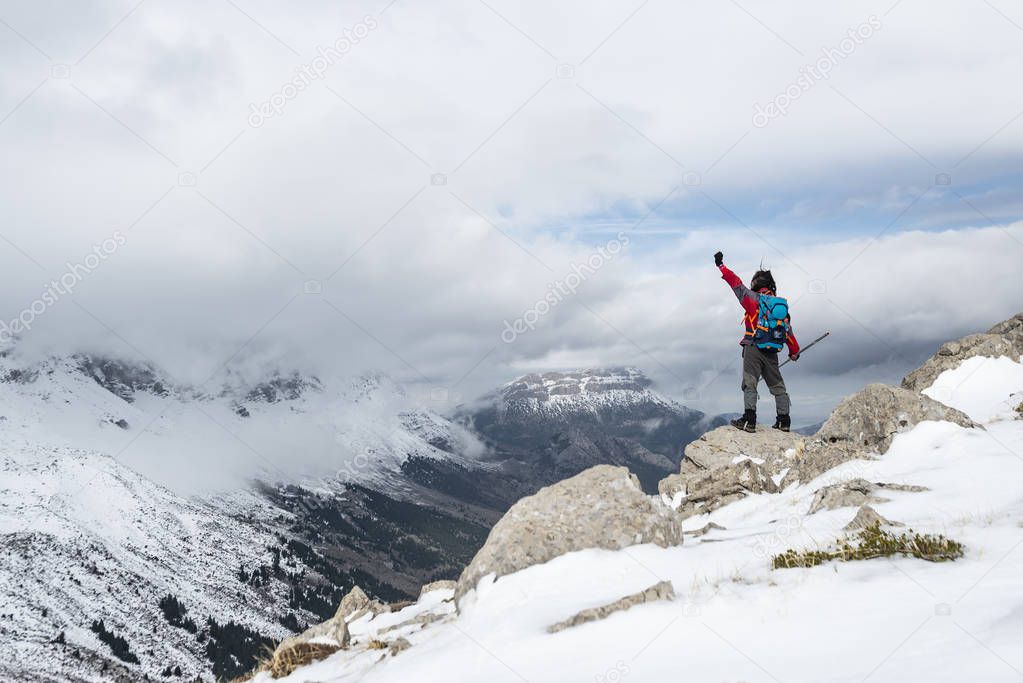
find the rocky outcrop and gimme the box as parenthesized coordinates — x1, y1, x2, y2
(454, 465, 683, 604)
(657, 426, 802, 515)
(271, 614, 349, 666)
(902, 312, 1023, 392)
(844, 505, 902, 530)
(808, 478, 928, 514)
(678, 427, 805, 480)
(547, 580, 675, 633)
(419, 580, 456, 598)
(676, 459, 779, 517)
(267, 583, 389, 663)
(688, 521, 726, 537)
(784, 384, 977, 485)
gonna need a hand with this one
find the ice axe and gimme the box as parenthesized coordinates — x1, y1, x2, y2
(780, 331, 830, 367)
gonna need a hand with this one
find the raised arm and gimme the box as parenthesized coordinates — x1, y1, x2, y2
(714, 252, 757, 317)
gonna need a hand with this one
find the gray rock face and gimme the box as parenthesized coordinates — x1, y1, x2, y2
(657, 425, 802, 515)
(678, 459, 779, 518)
(335, 585, 370, 621)
(844, 505, 902, 530)
(679, 426, 805, 480)
(785, 384, 977, 485)
(808, 479, 884, 513)
(454, 465, 683, 604)
(547, 580, 675, 633)
(419, 580, 456, 598)
(902, 312, 1023, 392)
(808, 478, 929, 514)
(274, 614, 349, 658)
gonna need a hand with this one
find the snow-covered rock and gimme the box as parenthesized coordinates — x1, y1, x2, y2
(784, 383, 978, 485)
(658, 425, 803, 512)
(807, 478, 928, 513)
(902, 311, 1023, 392)
(546, 580, 675, 633)
(454, 465, 683, 604)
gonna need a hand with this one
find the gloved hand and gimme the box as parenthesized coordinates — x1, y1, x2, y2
(789, 353, 800, 362)
(714, 251, 724, 267)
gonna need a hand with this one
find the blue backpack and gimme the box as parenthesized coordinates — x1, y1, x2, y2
(752, 295, 790, 351)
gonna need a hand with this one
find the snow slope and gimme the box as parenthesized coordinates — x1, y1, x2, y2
(0, 443, 309, 682)
(259, 356, 1023, 682)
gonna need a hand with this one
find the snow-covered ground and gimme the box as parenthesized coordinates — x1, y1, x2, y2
(261, 355, 1023, 683)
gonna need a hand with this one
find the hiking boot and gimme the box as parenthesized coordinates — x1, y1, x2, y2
(772, 415, 791, 432)
(731, 410, 756, 433)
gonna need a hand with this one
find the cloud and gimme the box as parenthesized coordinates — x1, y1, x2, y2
(0, 0, 1021, 427)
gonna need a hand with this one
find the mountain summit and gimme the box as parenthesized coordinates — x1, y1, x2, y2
(459, 367, 723, 491)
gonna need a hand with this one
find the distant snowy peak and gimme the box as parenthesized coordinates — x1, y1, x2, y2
(493, 367, 686, 417)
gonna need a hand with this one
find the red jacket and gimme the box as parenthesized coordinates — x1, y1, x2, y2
(719, 265, 800, 355)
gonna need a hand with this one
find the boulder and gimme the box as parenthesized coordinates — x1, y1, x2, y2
(844, 505, 902, 531)
(658, 425, 802, 513)
(808, 478, 929, 514)
(335, 586, 370, 621)
(454, 465, 683, 604)
(679, 426, 805, 479)
(547, 580, 675, 633)
(902, 312, 1023, 392)
(784, 384, 977, 485)
(272, 617, 349, 662)
(677, 459, 778, 518)
(419, 580, 456, 599)
(388, 637, 412, 656)
(687, 521, 726, 538)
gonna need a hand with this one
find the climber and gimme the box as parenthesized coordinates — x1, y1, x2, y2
(714, 251, 800, 432)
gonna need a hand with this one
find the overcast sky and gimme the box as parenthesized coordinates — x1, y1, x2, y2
(1, 0, 1022, 424)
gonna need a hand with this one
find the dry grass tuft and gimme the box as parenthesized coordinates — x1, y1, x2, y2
(773, 523, 964, 569)
(233, 641, 343, 681)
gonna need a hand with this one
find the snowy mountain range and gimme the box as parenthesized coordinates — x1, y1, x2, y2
(0, 353, 714, 681)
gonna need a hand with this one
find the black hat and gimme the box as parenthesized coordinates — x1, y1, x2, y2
(751, 270, 776, 293)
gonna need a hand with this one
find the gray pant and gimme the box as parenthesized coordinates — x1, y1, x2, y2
(741, 344, 790, 415)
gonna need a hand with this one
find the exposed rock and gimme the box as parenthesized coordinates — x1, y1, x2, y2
(273, 615, 349, 661)
(388, 637, 412, 656)
(547, 580, 675, 633)
(785, 384, 978, 485)
(902, 312, 1023, 392)
(808, 478, 929, 514)
(680, 426, 804, 479)
(419, 580, 456, 598)
(657, 472, 685, 500)
(658, 425, 802, 510)
(335, 586, 370, 621)
(809, 479, 886, 513)
(379, 611, 447, 636)
(454, 465, 683, 604)
(688, 521, 726, 538)
(679, 459, 778, 518)
(844, 505, 902, 530)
